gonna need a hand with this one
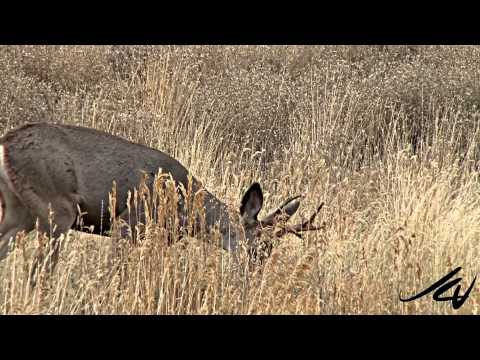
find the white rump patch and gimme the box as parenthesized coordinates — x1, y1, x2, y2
(0, 145, 4, 168)
(0, 145, 6, 223)
(0, 144, 15, 193)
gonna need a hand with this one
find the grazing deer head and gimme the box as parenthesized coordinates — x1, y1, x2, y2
(231, 182, 324, 262)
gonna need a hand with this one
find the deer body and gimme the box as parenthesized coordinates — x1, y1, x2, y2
(0, 123, 322, 268)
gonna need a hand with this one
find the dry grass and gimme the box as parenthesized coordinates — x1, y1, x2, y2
(0, 45, 480, 314)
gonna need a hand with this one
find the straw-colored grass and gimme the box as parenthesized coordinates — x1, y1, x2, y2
(0, 45, 479, 314)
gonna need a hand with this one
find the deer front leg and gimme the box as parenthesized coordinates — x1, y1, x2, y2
(116, 202, 181, 247)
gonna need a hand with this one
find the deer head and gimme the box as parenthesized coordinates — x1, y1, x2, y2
(220, 182, 324, 263)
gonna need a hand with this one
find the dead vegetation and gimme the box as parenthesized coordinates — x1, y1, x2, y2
(0, 45, 479, 314)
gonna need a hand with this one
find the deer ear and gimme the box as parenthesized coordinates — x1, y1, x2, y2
(240, 183, 264, 220)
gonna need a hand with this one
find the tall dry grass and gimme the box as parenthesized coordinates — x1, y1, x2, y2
(0, 45, 479, 314)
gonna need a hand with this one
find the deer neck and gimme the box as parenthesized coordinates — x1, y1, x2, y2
(201, 190, 238, 252)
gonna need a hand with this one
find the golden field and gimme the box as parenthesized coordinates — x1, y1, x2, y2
(0, 45, 479, 314)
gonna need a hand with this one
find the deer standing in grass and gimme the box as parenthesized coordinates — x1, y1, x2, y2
(0, 123, 323, 273)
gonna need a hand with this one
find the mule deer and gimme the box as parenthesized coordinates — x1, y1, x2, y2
(0, 123, 323, 271)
